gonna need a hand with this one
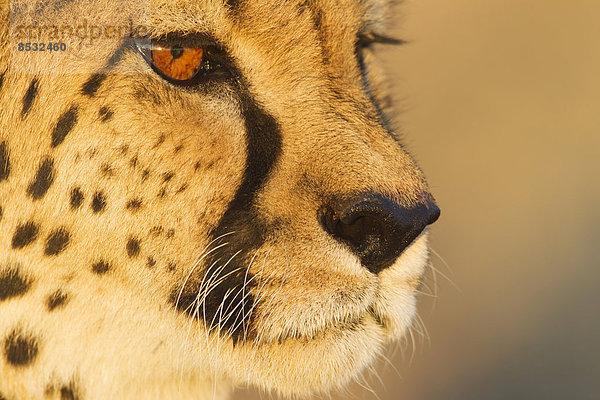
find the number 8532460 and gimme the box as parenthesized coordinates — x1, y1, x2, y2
(17, 42, 67, 52)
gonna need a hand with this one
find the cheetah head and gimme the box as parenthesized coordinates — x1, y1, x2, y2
(0, 0, 439, 398)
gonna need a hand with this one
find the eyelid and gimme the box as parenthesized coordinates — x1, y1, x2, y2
(133, 33, 231, 66)
(134, 32, 224, 49)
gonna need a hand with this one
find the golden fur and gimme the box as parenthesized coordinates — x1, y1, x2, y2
(0, 0, 436, 398)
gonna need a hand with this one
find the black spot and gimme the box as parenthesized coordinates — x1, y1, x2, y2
(194, 161, 201, 171)
(141, 169, 150, 181)
(92, 260, 110, 274)
(126, 237, 140, 258)
(46, 290, 69, 311)
(167, 262, 176, 272)
(87, 148, 97, 159)
(46, 380, 80, 400)
(126, 198, 142, 211)
(146, 257, 156, 268)
(52, 106, 78, 148)
(100, 163, 114, 177)
(166, 229, 175, 239)
(99, 106, 113, 122)
(91, 191, 106, 213)
(0, 141, 10, 181)
(81, 40, 129, 95)
(174, 144, 183, 153)
(0, 265, 30, 301)
(119, 144, 129, 155)
(11, 222, 39, 249)
(157, 188, 166, 198)
(0, 204, 3, 221)
(162, 172, 174, 182)
(27, 158, 55, 200)
(150, 226, 163, 236)
(227, 0, 241, 11)
(4, 329, 39, 366)
(60, 383, 79, 400)
(172, 85, 282, 342)
(152, 134, 165, 149)
(44, 228, 70, 256)
(70, 187, 84, 209)
(82, 73, 107, 97)
(133, 86, 162, 105)
(176, 184, 188, 194)
(0, 70, 5, 91)
(129, 156, 138, 168)
(22, 78, 38, 117)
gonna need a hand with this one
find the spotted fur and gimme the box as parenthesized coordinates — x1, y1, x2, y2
(0, 0, 438, 399)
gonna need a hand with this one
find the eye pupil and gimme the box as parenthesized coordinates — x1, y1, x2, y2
(171, 46, 184, 59)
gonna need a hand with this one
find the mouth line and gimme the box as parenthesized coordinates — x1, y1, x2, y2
(253, 306, 387, 345)
(367, 305, 387, 328)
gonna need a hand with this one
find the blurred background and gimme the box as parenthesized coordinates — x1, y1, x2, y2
(238, 0, 600, 399)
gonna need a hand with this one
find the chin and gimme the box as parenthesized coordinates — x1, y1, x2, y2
(216, 234, 430, 397)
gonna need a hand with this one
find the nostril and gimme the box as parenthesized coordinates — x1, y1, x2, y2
(332, 215, 384, 256)
(320, 193, 440, 274)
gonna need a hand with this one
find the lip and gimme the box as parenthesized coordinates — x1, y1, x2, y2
(251, 306, 387, 345)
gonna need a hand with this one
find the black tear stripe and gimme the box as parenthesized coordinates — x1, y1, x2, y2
(172, 88, 282, 344)
(22, 78, 39, 117)
(81, 39, 131, 97)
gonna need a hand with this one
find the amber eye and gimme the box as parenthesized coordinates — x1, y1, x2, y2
(136, 36, 233, 86)
(150, 45, 205, 81)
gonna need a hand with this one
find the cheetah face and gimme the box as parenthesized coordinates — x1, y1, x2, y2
(1, 0, 439, 397)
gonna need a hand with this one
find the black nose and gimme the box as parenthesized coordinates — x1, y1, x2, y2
(320, 193, 440, 274)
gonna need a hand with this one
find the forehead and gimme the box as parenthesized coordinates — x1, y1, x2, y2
(98, 0, 390, 37)
(11, 0, 391, 53)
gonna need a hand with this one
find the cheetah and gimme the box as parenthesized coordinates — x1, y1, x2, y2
(0, 0, 440, 399)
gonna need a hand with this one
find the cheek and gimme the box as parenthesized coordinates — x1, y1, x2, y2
(246, 235, 378, 341)
(373, 287, 418, 340)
